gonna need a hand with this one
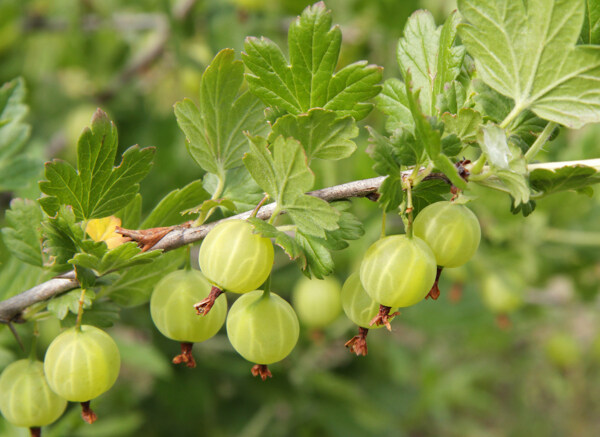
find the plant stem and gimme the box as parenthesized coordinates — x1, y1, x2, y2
(75, 288, 87, 330)
(403, 176, 414, 239)
(28, 322, 38, 361)
(380, 212, 387, 239)
(250, 194, 269, 218)
(524, 122, 557, 162)
(499, 103, 525, 129)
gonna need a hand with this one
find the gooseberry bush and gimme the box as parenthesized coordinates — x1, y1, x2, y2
(0, 0, 600, 435)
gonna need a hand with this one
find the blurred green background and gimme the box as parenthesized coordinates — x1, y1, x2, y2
(1, 0, 600, 435)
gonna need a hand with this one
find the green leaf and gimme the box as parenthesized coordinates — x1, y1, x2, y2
(434, 12, 467, 108)
(508, 111, 550, 152)
(472, 80, 512, 123)
(142, 180, 210, 228)
(376, 78, 414, 132)
(244, 135, 314, 204)
(61, 300, 121, 328)
(269, 109, 358, 162)
(479, 124, 513, 170)
(437, 80, 466, 115)
(0, 78, 41, 192)
(397, 10, 464, 115)
(433, 154, 467, 190)
(203, 167, 264, 213)
(510, 199, 537, 217)
(47, 289, 94, 321)
(581, 0, 600, 44)
(496, 170, 531, 206)
(404, 76, 442, 161)
(458, 0, 600, 128)
(69, 242, 161, 276)
(174, 49, 267, 175)
(39, 109, 155, 221)
(116, 194, 142, 230)
(1, 198, 43, 266)
(105, 249, 185, 307)
(529, 165, 600, 196)
(441, 134, 463, 157)
(412, 179, 451, 215)
(248, 218, 305, 262)
(285, 195, 340, 237)
(365, 128, 405, 212)
(243, 2, 382, 120)
(442, 109, 482, 144)
(41, 206, 87, 269)
(322, 201, 365, 250)
(295, 231, 334, 279)
(244, 135, 340, 237)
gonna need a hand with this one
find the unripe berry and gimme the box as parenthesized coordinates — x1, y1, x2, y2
(0, 359, 67, 428)
(199, 220, 274, 293)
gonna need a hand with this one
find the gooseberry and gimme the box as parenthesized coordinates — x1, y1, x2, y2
(413, 201, 481, 268)
(292, 276, 342, 329)
(44, 325, 120, 423)
(0, 359, 67, 429)
(360, 235, 437, 308)
(226, 290, 299, 380)
(150, 269, 227, 367)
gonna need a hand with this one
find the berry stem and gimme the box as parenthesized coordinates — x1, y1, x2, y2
(194, 286, 224, 316)
(172, 342, 196, 368)
(80, 401, 98, 424)
(29, 427, 41, 437)
(28, 321, 39, 361)
(344, 327, 369, 356)
(75, 288, 87, 330)
(251, 364, 272, 381)
(524, 121, 557, 162)
(403, 176, 414, 239)
(250, 194, 269, 218)
(262, 275, 272, 297)
(380, 212, 387, 238)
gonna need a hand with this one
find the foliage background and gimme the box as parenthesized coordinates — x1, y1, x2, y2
(1, 0, 600, 435)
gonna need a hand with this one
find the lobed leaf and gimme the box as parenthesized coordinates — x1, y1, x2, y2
(459, 0, 600, 128)
(142, 180, 210, 228)
(69, 242, 161, 276)
(397, 10, 465, 115)
(174, 49, 267, 176)
(269, 109, 358, 162)
(0, 78, 40, 191)
(529, 165, 600, 196)
(39, 109, 155, 221)
(1, 198, 44, 267)
(243, 2, 382, 121)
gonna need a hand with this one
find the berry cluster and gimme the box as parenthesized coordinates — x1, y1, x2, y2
(0, 202, 480, 435)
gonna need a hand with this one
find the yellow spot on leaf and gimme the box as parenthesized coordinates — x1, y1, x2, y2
(86, 216, 128, 249)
